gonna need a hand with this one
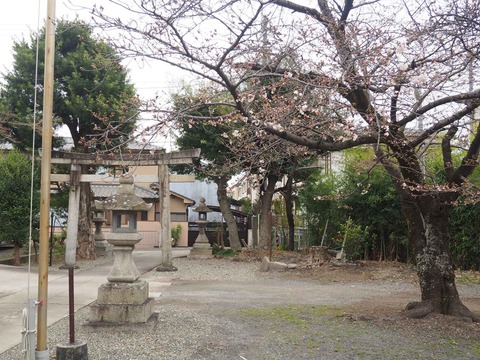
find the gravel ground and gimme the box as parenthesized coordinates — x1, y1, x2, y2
(2, 257, 480, 360)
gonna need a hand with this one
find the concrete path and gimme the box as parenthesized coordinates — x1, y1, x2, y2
(0, 249, 189, 354)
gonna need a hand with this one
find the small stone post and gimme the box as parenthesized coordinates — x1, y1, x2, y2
(89, 176, 155, 324)
(188, 198, 213, 260)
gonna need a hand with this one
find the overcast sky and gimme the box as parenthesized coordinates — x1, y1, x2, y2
(0, 0, 189, 97)
(0, 1, 96, 79)
(0, 0, 188, 149)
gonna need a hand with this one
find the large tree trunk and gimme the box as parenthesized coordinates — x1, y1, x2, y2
(398, 193, 425, 265)
(257, 173, 278, 248)
(375, 146, 424, 264)
(258, 205, 272, 249)
(285, 194, 295, 251)
(402, 194, 479, 321)
(216, 176, 241, 250)
(76, 180, 96, 260)
(13, 244, 21, 266)
(377, 146, 478, 321)
(282, 174, 295, 251)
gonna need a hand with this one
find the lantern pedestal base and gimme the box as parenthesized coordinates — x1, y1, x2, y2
(95, 239, 112, 257)
(188, 242, 213, 260)
(188, 222, 213, 259)
(89, 280, 154, 324)
(107, 245, 140, 283)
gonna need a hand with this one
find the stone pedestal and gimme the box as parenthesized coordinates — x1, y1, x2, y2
(89, 233, 154, 324)
(188, 241, 213, 259)
(107, 244, 141, 282)
(90, 280, 154, 324)
(188, 219, 213, 260)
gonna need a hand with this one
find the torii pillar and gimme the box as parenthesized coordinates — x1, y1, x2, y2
(64, 163, 81, 267)
(156, 164, 174, 271)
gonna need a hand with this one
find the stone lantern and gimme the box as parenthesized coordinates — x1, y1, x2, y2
(187, 198, 213, 259)
(96, 176, 151, 282)
(89, 176, 155, 324)
(92, 208, 110, 257)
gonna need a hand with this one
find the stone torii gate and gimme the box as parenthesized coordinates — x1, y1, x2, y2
(50, 149, 201, 270)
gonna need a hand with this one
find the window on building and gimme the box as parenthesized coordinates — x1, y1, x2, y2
(154, 212, 186, 222)
(171, 212, 186, 222)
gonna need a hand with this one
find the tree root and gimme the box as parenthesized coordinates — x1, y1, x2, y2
(405, 300, 480, 322)
(404, 301, 434, 319)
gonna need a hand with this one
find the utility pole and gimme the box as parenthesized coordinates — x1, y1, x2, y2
(36, 0, 56, 358)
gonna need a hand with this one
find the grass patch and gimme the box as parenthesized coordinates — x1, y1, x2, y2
(234, 304, 480, 359)
(473, 342, 480, 356)
(212, 247, 240, 258)
(240, 305, 345, 330)
(239, 305, 345, 326)
(237, 305, 364, 357)
(455, 272, 480, 284)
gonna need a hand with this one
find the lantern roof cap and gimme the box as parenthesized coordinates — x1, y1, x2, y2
(193, 197, 212, 213)
(94, 175, 152, 212)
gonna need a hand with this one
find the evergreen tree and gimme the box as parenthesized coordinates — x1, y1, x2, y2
(0, 151, 39, 265)
(0, 18, 139, 151)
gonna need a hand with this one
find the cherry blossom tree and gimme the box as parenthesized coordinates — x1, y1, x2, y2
(172, 86, 317, 249)
(92, 0, 480, 320)
(171, 88, 244, 249)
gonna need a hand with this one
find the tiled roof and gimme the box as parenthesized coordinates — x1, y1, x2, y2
(91, 184, 158, 199)
(170, 190, 195, 205)
(91, 184, 196, 204)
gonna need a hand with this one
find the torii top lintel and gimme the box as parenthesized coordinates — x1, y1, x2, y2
(50, 148, 201, 166)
